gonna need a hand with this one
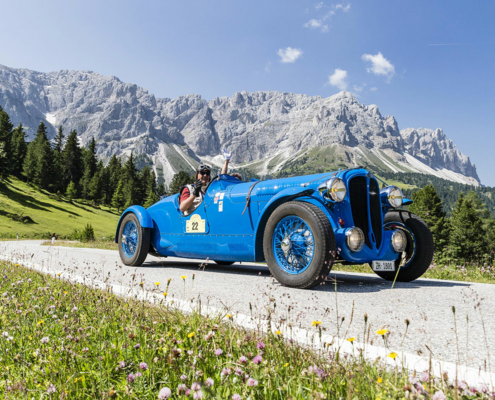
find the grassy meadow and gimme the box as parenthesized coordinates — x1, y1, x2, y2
(0, 176, 119, 239)
(2, 260, 492, 399)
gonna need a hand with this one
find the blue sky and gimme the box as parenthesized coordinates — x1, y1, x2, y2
(1, 0, 494, 185)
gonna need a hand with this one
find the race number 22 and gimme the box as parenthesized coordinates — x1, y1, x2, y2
(186, 215, 206, 233)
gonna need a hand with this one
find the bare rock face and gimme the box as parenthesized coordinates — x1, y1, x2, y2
(0, 64, 480, 185)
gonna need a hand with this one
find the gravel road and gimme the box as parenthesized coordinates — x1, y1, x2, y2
(2, 240, 494, 374)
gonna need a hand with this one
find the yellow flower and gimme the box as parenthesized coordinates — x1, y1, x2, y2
(180, 275, 187, 280)
(346, 337, 356, 342)
(140, 282, 144, 286)
(57, 273, 62, 276)
(163, 292, 168, 297)
(376, 329, 389, 336)
(387, 352, 397, 359)
(225, 314, 233, 319)
(312, 320, 322, 327)
(63, 291, 68, 295)
(187, 332, 195, 338)
(377, 377, 382, 384)
(37, 320, 44, 326)
(284, 362, 289, 367)
(155, 282, 160, 286)
(15, 264, 20, 267)
(275, 330, 282, 335)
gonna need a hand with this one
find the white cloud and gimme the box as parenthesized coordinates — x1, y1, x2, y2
(277, 47, 303, 63)
(334, 3, 351, 12)
(362, 52, 395, 81)
(353, 85, 363, 92)
(303, 18, 329, 32)
(370, 87, 378, 92)
(315, 2, 324, 9)
(328, 68, 348, 90)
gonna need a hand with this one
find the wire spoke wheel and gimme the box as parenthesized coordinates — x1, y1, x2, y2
(122, 221, 138, 258)
(118, 213, 151, 266)
(272, 216, 315, 275)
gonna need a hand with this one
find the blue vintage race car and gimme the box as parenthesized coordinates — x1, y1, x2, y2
(116, 168, 434, 289)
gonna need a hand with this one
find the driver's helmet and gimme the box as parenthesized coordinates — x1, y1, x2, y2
(195, 164, 212, 181)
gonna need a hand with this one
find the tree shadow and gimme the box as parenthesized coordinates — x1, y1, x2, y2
(140, 259, 472, 293)
(0, 181, 80, 216)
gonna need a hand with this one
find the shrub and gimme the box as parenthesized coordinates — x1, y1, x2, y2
(71, 223, 95, 242)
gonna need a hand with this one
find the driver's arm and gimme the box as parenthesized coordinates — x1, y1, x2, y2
(221, 159, 229, 175)
(180, 194, 196, 213)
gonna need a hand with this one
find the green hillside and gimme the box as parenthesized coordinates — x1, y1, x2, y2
(0, 176, 119, 239)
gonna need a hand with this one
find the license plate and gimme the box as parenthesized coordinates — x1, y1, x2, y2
(372, 261, 395, 271)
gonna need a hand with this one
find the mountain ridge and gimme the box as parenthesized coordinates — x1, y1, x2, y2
(0, 64, 480, 186)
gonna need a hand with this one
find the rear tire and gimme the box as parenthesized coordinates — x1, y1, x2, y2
(118, 213, 150, 266)
(263, 201, 335, 289)
(373, 211, 434, 282)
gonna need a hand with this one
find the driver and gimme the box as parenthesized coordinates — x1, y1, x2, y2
(179, 164, 211, 215)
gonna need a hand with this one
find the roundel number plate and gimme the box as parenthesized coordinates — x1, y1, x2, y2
(186, 214, 206, 233)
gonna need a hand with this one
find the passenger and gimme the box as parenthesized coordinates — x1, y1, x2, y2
(220, 147, 242, 180)
(179, 164, 211, 215)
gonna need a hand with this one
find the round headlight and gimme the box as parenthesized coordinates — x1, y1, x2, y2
(346, 227, 365, 252)
(329, 178, 347, 202)
(388, 186, 403, 208)
(391, 230, 407, 253)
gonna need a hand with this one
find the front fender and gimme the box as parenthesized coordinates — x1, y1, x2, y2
(114, 206, 153, 243)
(253, 187, 315, 261)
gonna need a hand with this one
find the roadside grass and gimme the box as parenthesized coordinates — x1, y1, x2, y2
(0, 176, 119, 240)
(3, 261, 490, 399)
(333, 262, 495, 284)
(40, 240, 119, 250)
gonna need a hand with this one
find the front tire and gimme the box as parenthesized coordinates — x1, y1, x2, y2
(263, 201, 335, 289)
(373, 211, 434, 282)
(118, 213, 150, 266)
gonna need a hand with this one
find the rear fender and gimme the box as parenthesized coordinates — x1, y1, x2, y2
(254, 187, 336, 261)
(114, 206, 153, 243)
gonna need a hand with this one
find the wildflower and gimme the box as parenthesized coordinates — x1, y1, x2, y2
(204, 331, 215, 340)
(139, 362, 148, 370)
(226, 314, 233, 319)
(180, 374, 187, 381)
(177, 384, 187, 393)
(275, 330, 282, 335)
(158, 387, 172, 399)
(376, 329, 389, 336)
(388, 352, 397, 359)
(163, 292, 167, 297)
(234, 367, 243, 376)
(193, 390, 203, 399)
(72, 306, 78, 312)
(136, 372, 142, 378)
(57, 273, 62, 276)
(215, 348, 223, 356)
(82, 348, 89, 353)
(191, 382, 201, 391)
(155, 282, 160, 286)
(1, 332, 8, 338)
(377, 377, 382, 383)
(312, 320, 322, 327)
(119, 361, 125, 368)
(187, 350, 194, 356)
(37, 320, 44, 326)
(41, 336, 49, 344)
(47, 384, 56, 394)
(181, 275, 187, 279)
(205, 378, 214, 387)
(134, 343, 140, 349)
(232, 394, 241, 400)
(346, 337, 356, 342)
(63, 291, 68, 294)
(252, 355, 262, 364)
(127, 373, 135, 383)
(221, 367, 231, 377)
(420, 371, 429, 382)
(284, 362, 289, 367)
(185, 389, 191, 396)
(233, 377, 238, 384)
(247, 378, 258, 387)
(432, 390, 446, 400)
(239, 356, 248, 364)
(257, 342, 265, 350)
(188, 332, 195, 338)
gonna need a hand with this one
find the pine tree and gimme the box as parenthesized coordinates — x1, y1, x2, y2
(81, 137, 98, 199)
(144, 187, 160, 208)
(465, 191, 495, 254)
(107, 154, 122, 202)
(448, 192, 488, 261)
(169, 171, 193, 194)
(66, 181, 77, 200)
(157, 183, 167, 197)
(112, 180, 125, 212)
(408, 184, 450, 254)
(10, 123, 27, 177)
(88, 171, 102, 205)
(52, 125, 65, 193)
(122, 153, 138, 208)
(0, 105, 14, 178)
(22, 122, 55, 190)
(138, 166, 151, 205)
(62, 130, 83, 194)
